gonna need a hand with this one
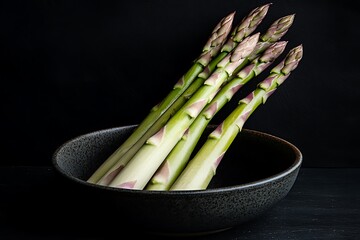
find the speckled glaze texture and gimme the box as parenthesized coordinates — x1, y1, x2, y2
(52, 125, 302, 235)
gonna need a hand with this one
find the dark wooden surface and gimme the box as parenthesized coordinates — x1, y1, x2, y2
(0, 167, 359, 239)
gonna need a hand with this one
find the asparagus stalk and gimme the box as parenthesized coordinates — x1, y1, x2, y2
(95, 5, 271, 186)
(86, 12, 235, 184)
(146, 41, 288, 190)
(108, 34, 260, 190)
(169, 45, 303, 191)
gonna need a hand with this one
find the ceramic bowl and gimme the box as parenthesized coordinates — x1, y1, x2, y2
(52, 125, 302, 235)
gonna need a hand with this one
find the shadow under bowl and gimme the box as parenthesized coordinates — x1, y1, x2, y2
(52, 125, 302, 235)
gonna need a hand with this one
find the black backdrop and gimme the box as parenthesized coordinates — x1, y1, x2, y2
(1, 0, 359, 167)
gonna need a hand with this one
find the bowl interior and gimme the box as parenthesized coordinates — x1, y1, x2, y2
(53, 125, 301, 191)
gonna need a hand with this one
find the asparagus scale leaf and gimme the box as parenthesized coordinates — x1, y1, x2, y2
(96, 5, 271, 186)
(86, 12, 235, 184)
(169, 45, 303, 191)
(146, 41, 288, 190)
(108, 34, 260, 190)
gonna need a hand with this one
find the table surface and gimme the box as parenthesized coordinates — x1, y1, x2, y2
(1, 166, 359, 239)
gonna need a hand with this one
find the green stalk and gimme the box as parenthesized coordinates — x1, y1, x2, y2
(86, 12, 235, 184)
(108, 34, 260, 190)
(95, 5, 271, 186)
(169, 45, 303, 191)
(146, 41, 288, 190)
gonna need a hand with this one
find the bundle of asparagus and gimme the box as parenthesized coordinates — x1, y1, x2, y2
(86, 3, 303, 191)
(146, 40, 289, 190)
(88, 3, 270, 185)
(170, 45, 303, 190)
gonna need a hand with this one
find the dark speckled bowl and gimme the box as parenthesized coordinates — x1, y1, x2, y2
(52, 125, 302, 235)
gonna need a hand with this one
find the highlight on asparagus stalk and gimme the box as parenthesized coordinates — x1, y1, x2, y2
(95, 5, 271, 186)
(86, 11, 235, 184)
(146, 41, 288, 191)
(169, 44, 303, 191)
(108, 33, 260, 190)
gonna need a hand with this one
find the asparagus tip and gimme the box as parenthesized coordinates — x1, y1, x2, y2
(287, 14, 296, 21)
(225, 11, 236, 22)
(225, 11, 236, 23)
(263, 2, 273, 8)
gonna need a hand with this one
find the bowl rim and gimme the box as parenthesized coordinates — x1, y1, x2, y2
(52, 125, 302, 196)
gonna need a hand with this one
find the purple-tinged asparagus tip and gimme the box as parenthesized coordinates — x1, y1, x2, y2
(284, 44, 303, 67)
(202, 11, 235, 52)
(235, 3, 271, 39)
(221, 33, 259, 76)
(196, 11, 235, 66)
(249, 3, 272, 25)
(250, 41, 288, 75)
(231, 33, 260, 61)
(222, 3, 270, 52)
(261, 14, 295, 43)
(272, 44, 303, 75)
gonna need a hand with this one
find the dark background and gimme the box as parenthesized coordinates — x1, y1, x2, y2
(1, 0, 359, 168)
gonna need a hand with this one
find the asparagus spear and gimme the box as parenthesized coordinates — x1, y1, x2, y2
(108, 34, 260, 190)
(146, 41, 288, 190)
(86, 12, 235, 184)
(170, 45, 303, 191)
(95, 5, 271, 186)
